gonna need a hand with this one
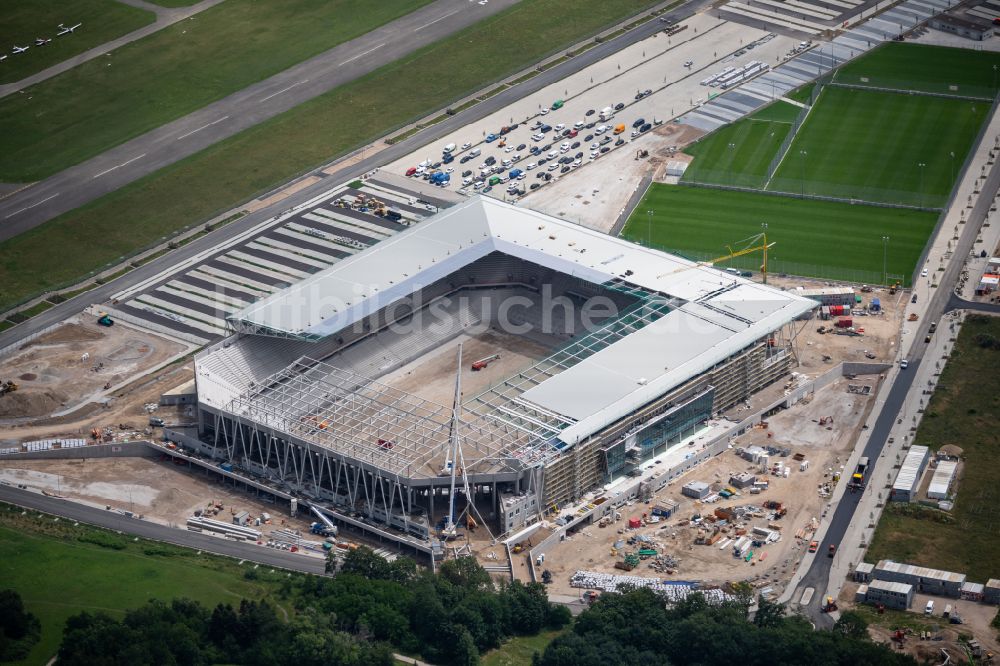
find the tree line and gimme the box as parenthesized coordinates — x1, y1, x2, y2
(45, 547, 569, 666)
(537, 587, 915, 666)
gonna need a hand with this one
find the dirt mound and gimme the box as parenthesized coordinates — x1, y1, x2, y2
(0, 389, 70, 419)
(18, 373, 36, 381)
(23, 323, 102, 349)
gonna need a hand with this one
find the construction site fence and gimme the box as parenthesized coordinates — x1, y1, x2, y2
(0, 441, 156, 461)
(764, 90, 815, 184)
(0, 320, 63, 360)
(612, 172, 654, 237)
(679, 175, 944, 211)
(94, 305, 208, 347)
(912, 89, 1000, 286)
(827, 71, 998, 103)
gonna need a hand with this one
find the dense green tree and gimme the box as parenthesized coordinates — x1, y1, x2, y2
(0, 589, 40, 661)
(833, 610, 870, 640)
(540, 588, 915, 666)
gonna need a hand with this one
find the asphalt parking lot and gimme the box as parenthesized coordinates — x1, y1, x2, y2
(387, 12, 796, 199)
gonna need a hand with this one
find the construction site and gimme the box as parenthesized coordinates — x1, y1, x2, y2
(533, 367, 879, 600)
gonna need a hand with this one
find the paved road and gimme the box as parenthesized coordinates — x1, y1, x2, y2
(0, 484, 326, 574)
(793, 138, 1000, 629)
(0, 0, 226, 99)
(0, 0, 521, 242)
(0, 0, 704, 349)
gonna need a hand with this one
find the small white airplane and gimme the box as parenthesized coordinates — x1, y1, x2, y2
(57, 23, 82, 36)
(12, 45, 29, 54)
(34, 37, 52, 46)
(0, 54, 6, 62)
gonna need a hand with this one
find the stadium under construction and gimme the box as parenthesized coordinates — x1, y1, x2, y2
(185, 197, 815, 549)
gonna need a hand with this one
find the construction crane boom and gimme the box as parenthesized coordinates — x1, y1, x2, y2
(657, 232, 774, 283)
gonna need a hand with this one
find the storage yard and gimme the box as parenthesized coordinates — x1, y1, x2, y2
(537, 373, 877, 598)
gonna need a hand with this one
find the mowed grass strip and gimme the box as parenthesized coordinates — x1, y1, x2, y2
(0, 0, 656, 311)
(836, 42, 1000, 98)
(682, 101, 799, 188)
(0, 507, 291, 666)
(768, 87, 987, 207)
(0, 0, 433, 181)
(866, 315, 1000, 583)
(0, 0, 154, 84)
(620, 184, 936, 281)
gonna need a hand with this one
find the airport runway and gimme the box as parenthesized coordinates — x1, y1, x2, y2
(793, 140, 1000, 629)
(0, 0, 705, 353)
(0, 0, 520, 242)
(0, 484, 327, 574)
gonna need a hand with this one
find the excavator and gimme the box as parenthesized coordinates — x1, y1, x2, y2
(0, 380, 18, 397)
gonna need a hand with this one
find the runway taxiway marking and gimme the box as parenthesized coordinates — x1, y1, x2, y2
(176, 115, 230, 140)
(415, 9, 460, 31)
(92, 153, 147, 179)
(259, 80, 309, 103)
(4, 192, 59, 218)
(339, 43, 384, 67)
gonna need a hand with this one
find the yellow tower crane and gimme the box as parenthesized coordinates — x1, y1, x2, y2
(657, 232, 774, 284)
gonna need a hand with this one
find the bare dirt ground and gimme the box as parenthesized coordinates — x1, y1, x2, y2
(378, 328, 552, 407)
(0, 314, 189, 422)
(762, 277, 908, 376)
(0, 457, 312, 533)
(521, 123, 704, 233)
(542, 379, 872, 598)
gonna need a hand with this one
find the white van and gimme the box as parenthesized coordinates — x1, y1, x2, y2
(574, 121, 585, 130)
(443, 143, 456, 154)
(924, 600, 934, 615)
(469, 147, 481, 157)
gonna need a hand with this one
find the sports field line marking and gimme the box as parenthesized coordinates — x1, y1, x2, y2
(176, 115, 230, 140)
(92, 153, 146, 180)
(4, 192, 59, 218)
(339, 43, 384, 67)
(415, 8, 460, 31)
(260, 80, 309, 103)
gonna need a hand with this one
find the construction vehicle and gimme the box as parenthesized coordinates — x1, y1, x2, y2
(820, 596, 838, 613)
(541, 569, 552, 584)
(818, 416, 833, 426)
(466, 514, 477, 531)
(471, 353, 500, 371)
(657, 232, 774, 284)
(0, 380, 18, 397)
(849, 456, 869, 490)
(310, 522, 338, 538)
(97, 312, 114, 327)
(635, 149, 649, 159)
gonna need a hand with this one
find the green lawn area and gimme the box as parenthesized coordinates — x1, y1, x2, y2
(620, 184, 936, 284)
(0, 0, 657, 312)
(836, 42, 1000, 99)
(0, 505, 295, 666)
(682, 101, 800, 188)
(0, 0, 154, 84)
(0, 0, 434, 182)
(145, 0, 203, 6)
(482, 629, 566, 666)
(866, 315, 1000, 583)
(768, 86, 988, 207)
(785, 82, 815, 105)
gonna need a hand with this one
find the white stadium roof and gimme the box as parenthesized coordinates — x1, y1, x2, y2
(212, 196, 815, 454)
(231, 196, 814, 340)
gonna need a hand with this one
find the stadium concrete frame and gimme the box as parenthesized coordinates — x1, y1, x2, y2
(186, 197, 815, 553)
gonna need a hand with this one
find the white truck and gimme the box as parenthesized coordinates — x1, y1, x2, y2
(599, 106, 614, 121)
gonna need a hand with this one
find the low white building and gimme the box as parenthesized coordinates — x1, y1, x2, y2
(927, 460, 959, 500)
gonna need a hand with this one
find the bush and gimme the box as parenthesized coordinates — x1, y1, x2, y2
(348, 179, 364, 189)
(78, 532, 127, 550)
